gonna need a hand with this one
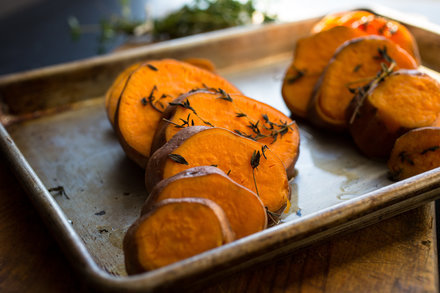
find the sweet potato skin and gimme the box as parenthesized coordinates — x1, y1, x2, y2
(388, 127, 440, 180)
(308, 36, 418, 131)
(123, 197, 234, 274)
(152, 89, 300, 178)
(146, 126, 290, 215)
(142, 166, 267, 238)
(347, 70, 440, 158)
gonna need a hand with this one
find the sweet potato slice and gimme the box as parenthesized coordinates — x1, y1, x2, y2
(114, 59, 241, 167)
(311, 10, 420, 63)
(388, 127, 440, 180)
(152, 89, 300, 178)
(347, 70, 440, 158)
(105, 62, 142, 127)
(123, 198, 234, 274)
(146, 126, 290, 215)
(309, 36, 418, 131)
(142, 166, 267, 239)
(282, 26, 366, 118)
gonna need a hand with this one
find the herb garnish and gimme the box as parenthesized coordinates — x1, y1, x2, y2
(421, 146, 440, 155)
(169, 99, 214, 127)
(250, 150, 261, 197)
(48, 186, 70, 200)
(347, 50, 396, 125)
(353, 64, 362, 72)
(286, 67, 305, 84)
(147, 64, 158, 71)
(168, 153, 189, 165)
(398, 151, 414, 165)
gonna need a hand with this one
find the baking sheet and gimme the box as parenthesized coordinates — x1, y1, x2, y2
(1, 8, 440, 292)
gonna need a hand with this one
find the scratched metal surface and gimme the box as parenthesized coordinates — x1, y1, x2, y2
(2, 9, 440, 292)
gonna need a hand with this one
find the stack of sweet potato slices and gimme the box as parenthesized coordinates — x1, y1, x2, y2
(104, 58, 300, 274)
(282, 10, 440, 180)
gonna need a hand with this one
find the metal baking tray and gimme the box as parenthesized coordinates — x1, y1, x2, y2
(1, 6, 440, 292)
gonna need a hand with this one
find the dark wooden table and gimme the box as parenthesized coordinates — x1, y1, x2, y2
(0, 151, 437, 292)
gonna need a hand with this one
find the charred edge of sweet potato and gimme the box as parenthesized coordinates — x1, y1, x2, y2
(142, 165, 268, 237)
(123, 197, 234, 275)
(142, 165, 229, 214)
(146, 126, 211, 192)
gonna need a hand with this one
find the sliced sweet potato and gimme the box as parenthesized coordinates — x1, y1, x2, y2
(388, 127, 440, 180)
(113, 59, 241, 168)
(152, 89, 300, 178)
(309, 36, 418, 131)
(311, 10, 420, 63)
(142, 166, 267, 239)
(146, 126, 290, 215)
(282, 26, 366, 118)
(347, 70, 440, 158)
(105, 62, 142, 127)
(123, 198, 234, 274)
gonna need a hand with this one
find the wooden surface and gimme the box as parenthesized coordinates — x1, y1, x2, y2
(0, 151, 437, 293)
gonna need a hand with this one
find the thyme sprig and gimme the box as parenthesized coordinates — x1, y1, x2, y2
(140, 85, 165, 113)
(168, 153, 189, 165)
(348, 57, 396, 124)
(250, 150, 261, 197)
(169, 99, 214, 127)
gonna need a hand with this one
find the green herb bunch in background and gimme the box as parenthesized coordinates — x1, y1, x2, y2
(68, 0, 277, 52)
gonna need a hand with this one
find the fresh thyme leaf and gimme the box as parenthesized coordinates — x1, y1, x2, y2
(353, 64, 362, 72)
(227, 169, 231, 176)
(48, 186, 70, 200)
(251, 150, 261, 169)
(168, 153, 189, 165)
(147, 64, 158, 71)
(261, 145, 268, 159)
(236, 112, 247, 118)
(286, 68, 305, 84)
(421, 146, 440, 155)
(141, 97, 148, 106)
(398, 151, 414, 165)
(210, 164, 218, 167)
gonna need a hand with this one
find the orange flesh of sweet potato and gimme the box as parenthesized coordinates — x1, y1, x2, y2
(143, 166, 267, 239)
(146, 126, 290, 214)
(114, 59, 241, 168)
(123, 198, 234, 274)
(368, 72, 440, 131)
(347, 70, 440, 158)
(105, 62, 142, 127)
(309, 36, 418, 130)
(153, 90, 300, 178)
(282, 26, 366, 118)
(388, 127, 440, 180)
(311, 10, 420, 64)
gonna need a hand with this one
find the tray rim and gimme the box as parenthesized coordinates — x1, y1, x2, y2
(1, 5, 440, 292)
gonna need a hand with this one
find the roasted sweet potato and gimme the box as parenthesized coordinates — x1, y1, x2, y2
(105, 62, 142, 127)
(309, 36, 418, 131)
(347, 70, 440, 158)
(123, 198, 234, 274)
(282, 26, 366, 118)
(388, 127, 440, 180)
(146, 126, 290, 215)
(311, 10, 420, 64)
(111, 59, 241, 167)
(152, 89, 300, 178)
(142, 166, 267, 238)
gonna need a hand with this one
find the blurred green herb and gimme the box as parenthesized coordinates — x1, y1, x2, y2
(68, 0, 276, 52)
